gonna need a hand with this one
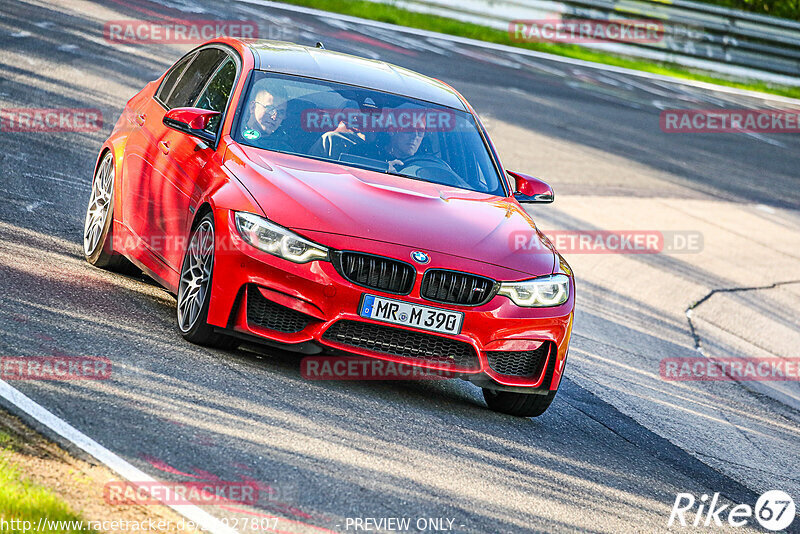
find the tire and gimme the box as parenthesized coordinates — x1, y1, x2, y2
(176, 212, 237, 349)
(83, 151, 129, 270)
(482, 388, 557, 417)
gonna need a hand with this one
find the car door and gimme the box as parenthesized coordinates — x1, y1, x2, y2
(156, 53, 238, 270)
(121, 50, 195, 246)
(128, 47, 229, 271)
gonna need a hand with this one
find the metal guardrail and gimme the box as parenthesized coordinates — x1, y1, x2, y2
(372, 0, 800, 77)
(574, 0, 800, 75)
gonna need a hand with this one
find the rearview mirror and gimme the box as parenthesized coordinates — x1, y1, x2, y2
(162, 107, 220, 144)
(508, 171, 554, 204)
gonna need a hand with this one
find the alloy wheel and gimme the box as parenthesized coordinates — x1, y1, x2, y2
(83, 153, 114, 256)
(177, 219, 215, 332)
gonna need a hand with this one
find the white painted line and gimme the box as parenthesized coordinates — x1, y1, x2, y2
(756, 204, 776, 214)
(0, 380, 239, 534)
(235, 0, 800, 105)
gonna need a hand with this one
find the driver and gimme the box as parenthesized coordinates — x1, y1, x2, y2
(378, 103, 426, 173)
(377, 104, 469, 188)
(241, 78, 291, 151)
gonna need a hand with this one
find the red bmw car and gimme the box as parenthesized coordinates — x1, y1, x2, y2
(84, 38, 574, 417)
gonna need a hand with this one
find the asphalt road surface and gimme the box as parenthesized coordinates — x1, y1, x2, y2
(1, 0, 799, 532)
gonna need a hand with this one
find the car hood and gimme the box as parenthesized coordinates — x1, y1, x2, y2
(226, 145, 556, 277)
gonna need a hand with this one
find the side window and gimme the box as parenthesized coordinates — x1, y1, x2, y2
(163, 48, 226, 110)
(193, 57, 237, 134)
(156, 53, 195, 105)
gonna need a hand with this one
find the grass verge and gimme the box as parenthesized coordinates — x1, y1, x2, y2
(0, 432, 93, 534)
(0, 412, 198, 534)
(275, 0, 800, 99)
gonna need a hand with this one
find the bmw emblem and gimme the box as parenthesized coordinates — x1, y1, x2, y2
(411, 251, 430, 264)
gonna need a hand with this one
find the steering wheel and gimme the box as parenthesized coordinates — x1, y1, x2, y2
(396, 154, 471, 189)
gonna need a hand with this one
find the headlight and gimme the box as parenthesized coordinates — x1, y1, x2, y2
(498, 274, 570, 307)
(234, 212, 329, 263)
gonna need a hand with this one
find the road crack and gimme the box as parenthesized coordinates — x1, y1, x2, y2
(685, 279, 800, 353)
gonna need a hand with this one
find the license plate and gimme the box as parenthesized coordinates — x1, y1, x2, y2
(359, 295, 463, 335)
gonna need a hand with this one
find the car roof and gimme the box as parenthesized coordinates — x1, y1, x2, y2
(242, 40, 467, 111)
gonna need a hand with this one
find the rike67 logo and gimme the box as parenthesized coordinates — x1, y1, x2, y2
(669, 490, 795, 531)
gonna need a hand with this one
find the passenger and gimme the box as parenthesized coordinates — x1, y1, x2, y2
(310, 102, 427, 174)
(240, 78, 291, 151)
(309, 118, 374, 161)
(310, 101, 379, 161)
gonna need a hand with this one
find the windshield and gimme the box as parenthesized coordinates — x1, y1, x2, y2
(233, 71, 506, 196)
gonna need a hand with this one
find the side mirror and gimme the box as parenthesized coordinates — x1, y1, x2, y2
(162, 107, 220, 144)
(508, 171, 554, 204)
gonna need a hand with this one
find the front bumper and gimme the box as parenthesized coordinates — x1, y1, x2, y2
(208, 210, 574, 391)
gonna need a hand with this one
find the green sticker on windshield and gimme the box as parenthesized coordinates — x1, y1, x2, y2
(242, 128, 261, 140)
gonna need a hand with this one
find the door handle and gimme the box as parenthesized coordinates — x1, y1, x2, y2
(158, 140, 170, 155)
(135, 113, 146, 127)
